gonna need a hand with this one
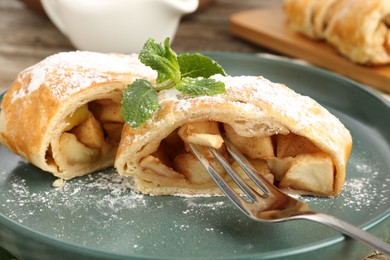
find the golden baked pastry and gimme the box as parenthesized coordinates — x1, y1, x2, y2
(283, 0, 390, 65)
(0, 51, 156, 180)
(115, 75, 352, 197)
(283, 0, 320, 38)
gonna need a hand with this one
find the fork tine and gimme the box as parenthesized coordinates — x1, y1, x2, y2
(223, 138, 270, 196)
(207, 146, 262, 202)
(188, 143, 252, 215)
(190, 144, 390, 255)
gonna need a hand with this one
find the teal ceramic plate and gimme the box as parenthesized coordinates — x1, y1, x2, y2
(1, 53, 389, 260)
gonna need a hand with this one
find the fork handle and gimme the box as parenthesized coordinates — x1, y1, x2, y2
(298, 212, 390, 255)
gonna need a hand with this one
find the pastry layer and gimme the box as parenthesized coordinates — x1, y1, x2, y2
(115, 75, 352, 197)
(0, 51, 156, 179)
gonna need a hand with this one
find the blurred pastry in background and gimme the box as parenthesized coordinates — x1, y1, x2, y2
(283, 0, 390, 65)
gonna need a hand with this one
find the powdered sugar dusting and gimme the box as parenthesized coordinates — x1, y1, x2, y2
(153, 75, 350, 162)
(28, 68, 46, 94)
(12, 51, 156, 101)
(340, 160, 389, 212)
(2, 171, 147, 224)
(0, 167, 233, 254)
(1, 153, 389, 256)
(1, 166, 227, 228)
(213, 75, 348, 140)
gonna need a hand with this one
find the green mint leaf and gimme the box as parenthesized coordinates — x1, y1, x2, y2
(123, 38, 228, 129)
(176, 77, 226, 96)
(139, 38, 180, 88)
(178, 53, 226, 78)
(121, 79, 160, 128)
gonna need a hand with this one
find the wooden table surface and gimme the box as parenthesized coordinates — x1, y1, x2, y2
(0, 0, 282, 90)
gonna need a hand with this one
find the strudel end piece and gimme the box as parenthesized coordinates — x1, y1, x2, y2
(0, 51, 156, 179)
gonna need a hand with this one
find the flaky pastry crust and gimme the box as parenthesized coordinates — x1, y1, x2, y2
(0, 51, 156, 179)
(115, 75, 352, 196)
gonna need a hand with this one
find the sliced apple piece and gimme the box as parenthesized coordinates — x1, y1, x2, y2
(173, 152, 224, 184)
(279, 153, 334, 195)
(276, 133, 321, 158)
(64, 104, 89, 131)
(224, 124, 274, 159)
(266, 156, 295, 181)
(187, 134, 223, 148)
(178, 121, 223, 149)
(70, 112, 104, 149)
(231, 158, 275, 184)
(59, 132, 99, 164)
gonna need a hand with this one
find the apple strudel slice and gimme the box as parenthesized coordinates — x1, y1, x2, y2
(0, 51, 156, 180)
(283, 0, 390, 65)
(115, 75, 352, 197)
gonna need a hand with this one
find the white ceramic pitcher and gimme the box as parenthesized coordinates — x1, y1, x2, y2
(40, 0, 199, 53)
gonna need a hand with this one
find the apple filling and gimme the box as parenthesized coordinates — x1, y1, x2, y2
(51, 98, 124, 172)
(138, 121, 336, 196)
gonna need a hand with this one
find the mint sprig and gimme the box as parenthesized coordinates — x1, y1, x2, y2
(176, 77, 226, 96)
(122, 79, 160, 128)
(139, 38, 180, 90)
(178, 53, 226, 78)
(122, 38, 227, 128)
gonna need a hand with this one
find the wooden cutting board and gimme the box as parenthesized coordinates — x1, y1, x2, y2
(230, 7, 390, 93)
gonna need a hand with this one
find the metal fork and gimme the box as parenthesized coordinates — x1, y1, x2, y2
(189, 139, 390, 255)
